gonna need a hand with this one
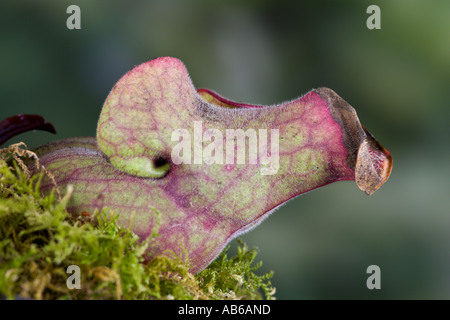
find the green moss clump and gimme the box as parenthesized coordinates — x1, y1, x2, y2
(196, 240, 275, 300)
(0, 145, 275, 300)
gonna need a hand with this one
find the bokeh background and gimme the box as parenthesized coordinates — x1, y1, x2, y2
(1, 0, 449, 299)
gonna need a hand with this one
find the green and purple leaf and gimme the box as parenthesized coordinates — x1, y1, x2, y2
(30, 57, 392, 273)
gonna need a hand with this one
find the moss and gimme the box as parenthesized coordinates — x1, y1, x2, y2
(197, 240, 275, 299)
(0, 144, 275, 300)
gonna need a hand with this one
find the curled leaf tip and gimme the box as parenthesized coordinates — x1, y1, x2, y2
(314, 87, 392, 195)
(356, 127, 393, 195)
(0, 114, 56, 145)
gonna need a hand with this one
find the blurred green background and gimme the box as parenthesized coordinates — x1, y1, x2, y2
(1, 0, 449, 299)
